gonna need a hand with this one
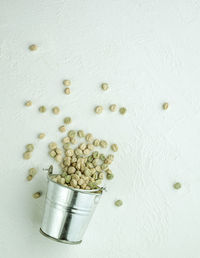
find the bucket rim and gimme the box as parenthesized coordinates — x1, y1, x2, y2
(40, 228, 82, 245)
(48, 174, 103, 195)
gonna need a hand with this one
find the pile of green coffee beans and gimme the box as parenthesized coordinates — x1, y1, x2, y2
(48, 129, 117, 190)
(24, 77, 125, 205)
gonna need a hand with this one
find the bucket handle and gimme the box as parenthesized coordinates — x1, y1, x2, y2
(43, 165, 53, 176)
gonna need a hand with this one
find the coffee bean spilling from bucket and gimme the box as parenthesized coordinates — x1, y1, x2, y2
(27, 168, 37, 181)
(48, 129, 118, 190)
(23, 144, 34, 160)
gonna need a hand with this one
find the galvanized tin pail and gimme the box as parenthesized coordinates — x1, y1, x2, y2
(40, 166, 103, 244)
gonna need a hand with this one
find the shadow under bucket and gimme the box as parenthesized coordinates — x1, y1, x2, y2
(40, 166, 103, 244)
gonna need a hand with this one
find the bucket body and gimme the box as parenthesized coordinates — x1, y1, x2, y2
(40, 176, 102, 244)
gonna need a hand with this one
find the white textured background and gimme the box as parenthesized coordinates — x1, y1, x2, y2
(1, 0, 200, 257)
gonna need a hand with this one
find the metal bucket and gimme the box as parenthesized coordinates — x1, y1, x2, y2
(40, 166, 103, 244)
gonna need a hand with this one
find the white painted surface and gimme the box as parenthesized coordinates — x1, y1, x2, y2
(0, 1, 200, 257)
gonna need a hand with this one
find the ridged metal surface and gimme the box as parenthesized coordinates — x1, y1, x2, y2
(41, 176, 102, 244)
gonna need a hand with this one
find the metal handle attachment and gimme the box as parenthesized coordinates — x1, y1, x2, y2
(43, 165, 54, 175)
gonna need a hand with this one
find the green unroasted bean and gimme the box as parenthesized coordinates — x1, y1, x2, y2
(56, 148, 62, 154)
(23, 151, 32, 160)
(63, 80, 71, 86)
(87, 182, 97, 188)
(115, 200, 123, 207)
(78, 178, 84, 186)
(59, 125, 66, 133)
(105, 168, 112, 174)
(79, 143, 86, 150)
(76, 171, 82, 177)
(29, 168, 37, 176)
(38, 133, 45, 139)
(71, 174, 79, 181)
(107, 154, 114, 161)
(85, 133, 93, 143)
(29, 44, 38, 51)
(93, 139, 100, 147)
(111, 144, 118, 152)
(119, 107, 127, 115)
(52, 106, 60, 114)
(63, 143, 70, 150)
(84, 168, 91, 177)
(173, 182, 181, 190)
(95, 166, 102, 172)
(78, 130, 85, 138)
(55, 154, 62, 162)
(92, 151, 99, 159)
(62, 137, 70, 143)
(71, 179, 77, 187)
(39, 106, 46, 113)
(64, 88, 71, 95)
(87, 144, 94, 151)
(52, 178, 58, 183)
(27, 175, 33, 181)
(33, 192, 41, 199)
(64, 117, 72, 124)
(100, 140, 108, 148)
(70, 137, 77, 144)
(86, 162, 93, 169)
(83, 148, 90, 155)
(26, 144, 34, 152)
(87, 155, 93, 162)
(109, 104, 117, 112)
(49, 150, 56, 157)
(60, 178, 65, 184)
(71, 155, 77, 163)
(163, 102, 169, 110)
(92, 158, 99, 166)
(90, 168, 96, 175)
(75, 148, 82, 156)
(62, 172, 67, 177)
(65, 175, 72, 183)
(99, 154, 106, 161)
(95, 179, 102, 185)
(107, 174, 114, 180)
(25, 100, 32, 107)
(99, 172, 104, 179)
(104, 158, 111, 164)
(101, 83, 109, 91)
(101, 163, 108, 170)
(49, 142, 57, 150)
(93, 172, 98, 180)
(68, 166, 76, 174)
(95, 106, 103, 114)
(68, 130, 76, 138)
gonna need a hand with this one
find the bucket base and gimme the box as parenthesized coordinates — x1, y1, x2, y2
(39, 228, 82, 245)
